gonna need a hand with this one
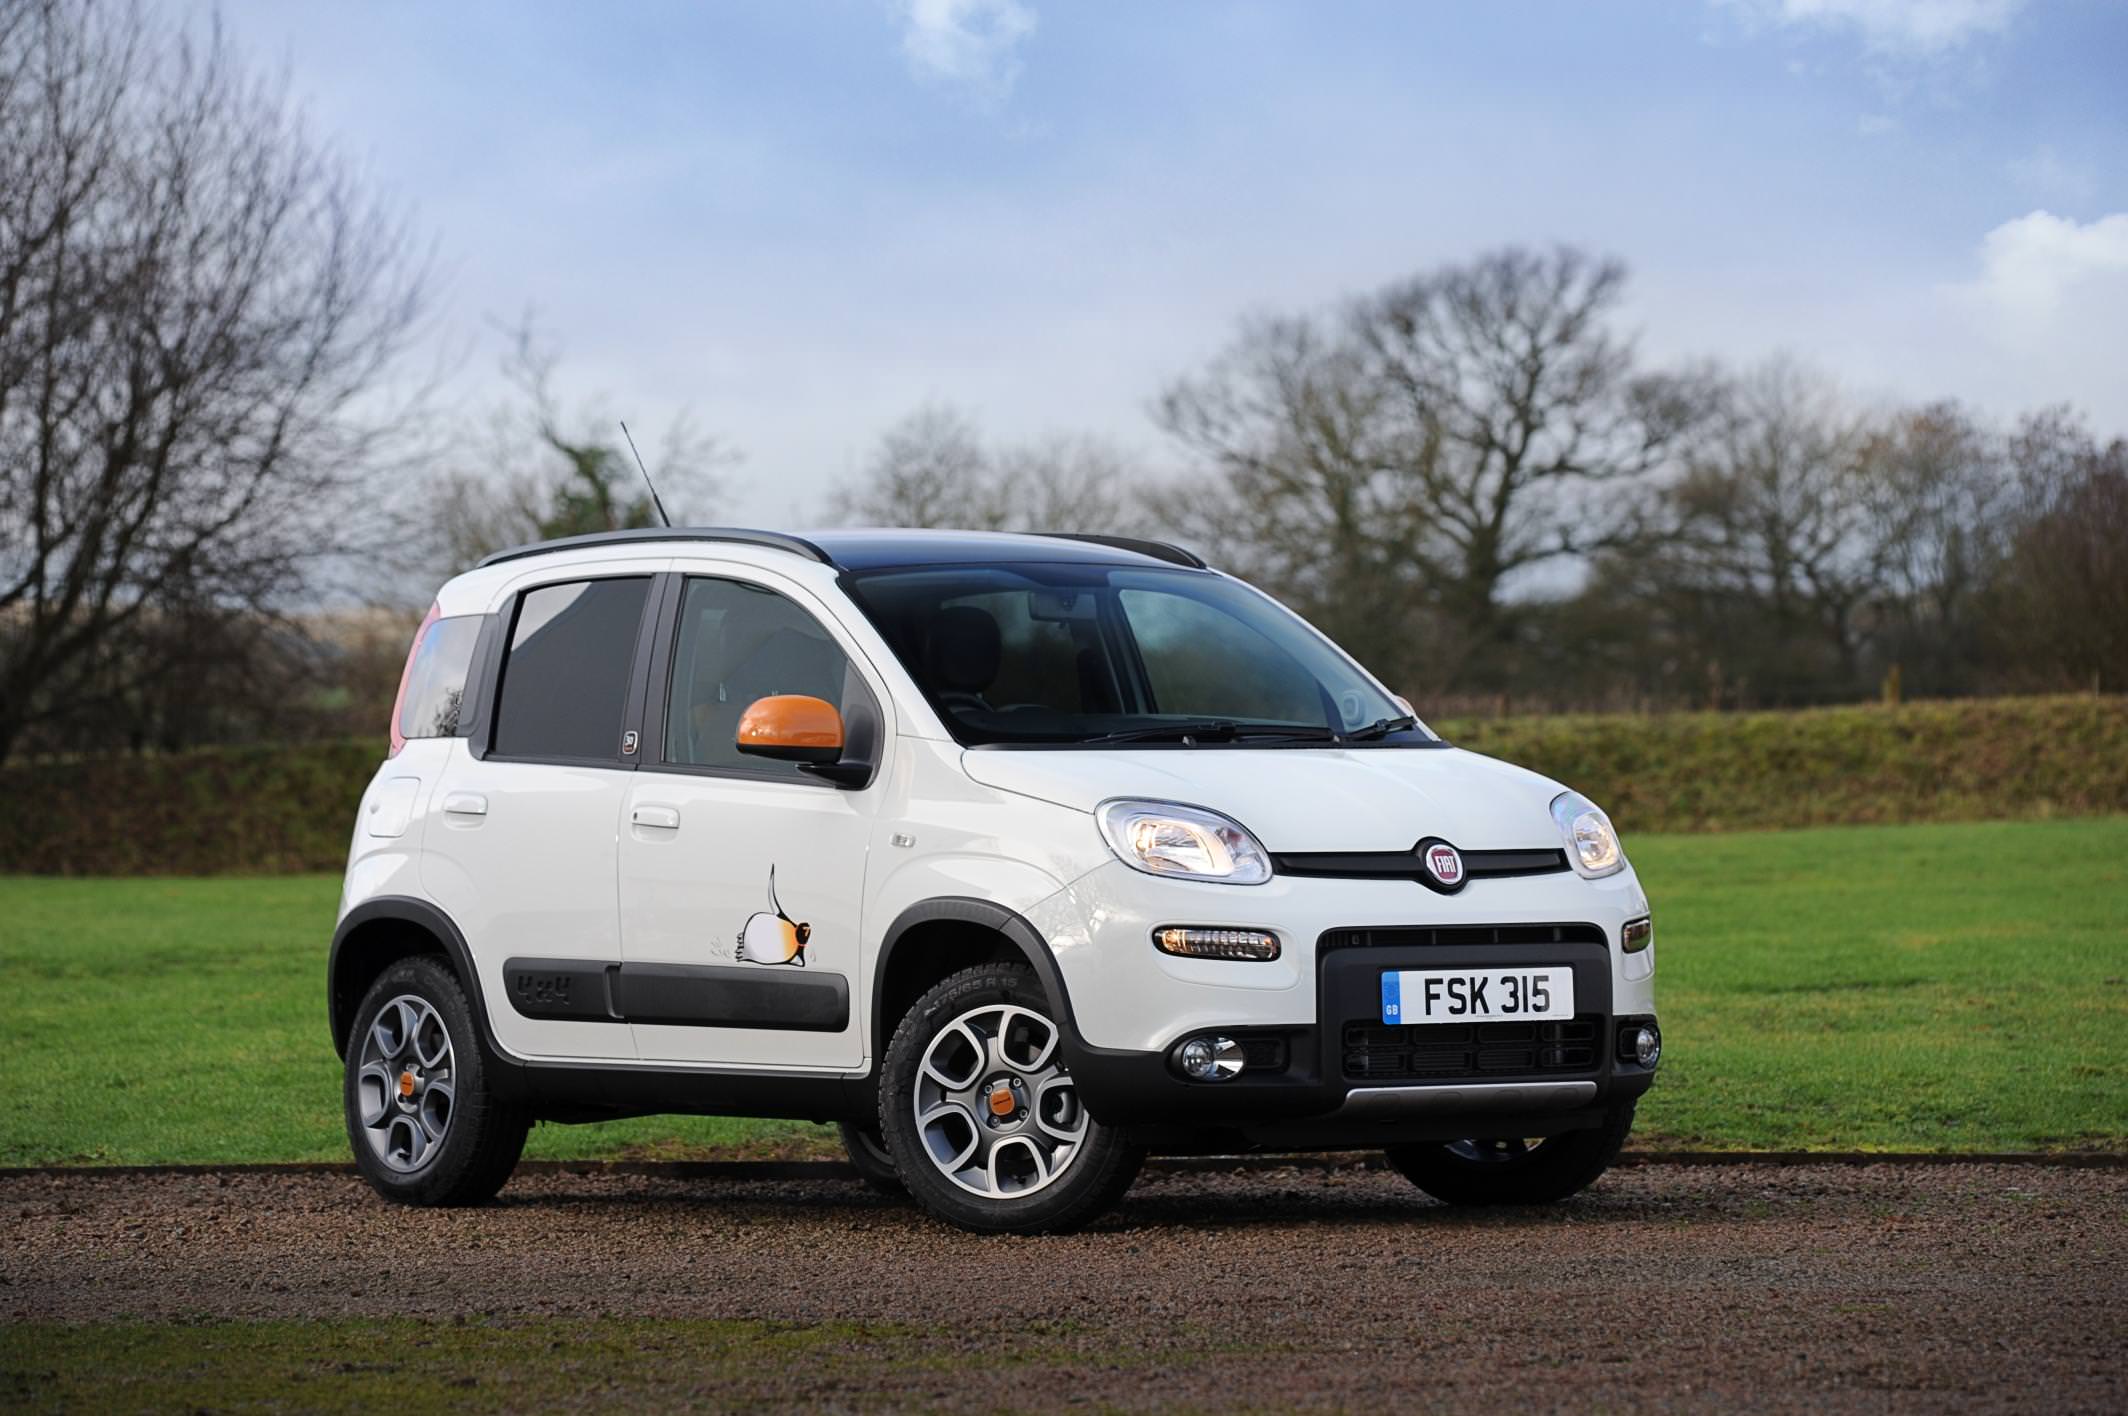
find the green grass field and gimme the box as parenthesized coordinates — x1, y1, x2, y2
(0, 1317, 1230, 1413)
(1, 817, 2123, 1165)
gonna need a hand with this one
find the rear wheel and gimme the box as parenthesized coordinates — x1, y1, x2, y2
(1385, 1102, 1636, 1206)
(880, 963, 1142, 1234)
(345, 956, 528, 1206)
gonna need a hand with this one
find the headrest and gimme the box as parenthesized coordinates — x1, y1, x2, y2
(924, 606, 1002, 695)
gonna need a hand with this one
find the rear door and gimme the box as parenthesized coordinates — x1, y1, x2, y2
(421, 564, 665, 1062)
(616, 567, 888, 1072)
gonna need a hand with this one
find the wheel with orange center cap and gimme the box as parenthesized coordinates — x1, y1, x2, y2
(880, 962, 1142, 1234)
(344, 956, 528, 1206)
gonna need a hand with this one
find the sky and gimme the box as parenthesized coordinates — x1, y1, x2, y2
(196, 0, 2128, 524)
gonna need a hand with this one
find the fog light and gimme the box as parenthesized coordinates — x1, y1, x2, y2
(1622, 917, 1652, 953)
(1154, 927, 1280, 961)
(1630, 1025, 1661, 1068)
(1177, 1035, 1244, 1081)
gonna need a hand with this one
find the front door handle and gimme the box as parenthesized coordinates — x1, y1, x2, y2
(632, 804, 681, 830)
(442, 792, 488, 817)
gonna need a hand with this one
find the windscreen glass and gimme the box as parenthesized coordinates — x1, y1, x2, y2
(846, 565, 1427, 747)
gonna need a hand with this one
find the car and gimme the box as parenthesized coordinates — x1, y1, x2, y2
(331, 527, 1659, 1233)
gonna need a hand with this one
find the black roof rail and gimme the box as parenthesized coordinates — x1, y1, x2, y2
(1033, 533, 1207, 569)
(476, 527, 832, 569)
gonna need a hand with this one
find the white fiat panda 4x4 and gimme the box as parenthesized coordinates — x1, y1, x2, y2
(334, 528, 1659, 1233)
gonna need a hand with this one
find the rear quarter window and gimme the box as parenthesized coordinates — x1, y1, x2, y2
(398, 616, 482, 740)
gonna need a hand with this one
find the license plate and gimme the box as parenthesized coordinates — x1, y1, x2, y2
(1380, 967, 1575, 1024)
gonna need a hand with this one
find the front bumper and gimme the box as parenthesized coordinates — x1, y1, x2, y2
(1029, 861, 1659, 1148)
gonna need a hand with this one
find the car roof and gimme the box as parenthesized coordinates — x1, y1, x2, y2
(476, 526, 1206, 573)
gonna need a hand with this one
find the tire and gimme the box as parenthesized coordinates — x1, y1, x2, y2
(880, 962, 1142, 1234)
(1385, 1102, 1636, 1207)
(839, 1123, 905, 1196)
(344, 955, 529, 1206)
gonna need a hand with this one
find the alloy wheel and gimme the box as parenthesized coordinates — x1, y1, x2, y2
(913, 1003, 1085, 1199)
(353, 994, 455, 1173)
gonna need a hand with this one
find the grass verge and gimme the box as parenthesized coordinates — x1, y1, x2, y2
(0, 1316, 1185, 1413)
(0, 817, 2121, 1163)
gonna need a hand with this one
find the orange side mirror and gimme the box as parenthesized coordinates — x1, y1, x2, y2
(735, 694, 845, 764)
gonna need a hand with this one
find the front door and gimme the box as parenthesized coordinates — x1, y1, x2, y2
(617, 571, 886, 1071)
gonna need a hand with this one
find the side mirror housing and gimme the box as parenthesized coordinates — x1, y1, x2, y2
(735, 695, 844, 765)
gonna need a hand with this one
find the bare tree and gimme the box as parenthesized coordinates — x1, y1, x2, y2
(420, 319, 732, 575)
(1151, 247, 1702, 692)
(829, 404, 1133, 533)
(1986, 417, 2128, 691)
(1858, 401, 2015, 693)
(1150, 314, 1428, 678)
(1623, 360, 1899, 701)
(829, 404, 991, 528)
(0, 0, 428, 759)
(994, 433, 1134, 531)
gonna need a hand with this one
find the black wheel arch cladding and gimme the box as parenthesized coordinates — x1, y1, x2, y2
(329, 896, 495, 1061)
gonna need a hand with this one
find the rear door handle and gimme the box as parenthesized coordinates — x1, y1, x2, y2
(442, 792, 488, 817)
(632, 804, 681, 830)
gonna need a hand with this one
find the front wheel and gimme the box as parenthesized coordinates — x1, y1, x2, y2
(1385, 1102, 1636, 1206)
(345, 956, 529, 1206)
(879, 963, 1142, 1234)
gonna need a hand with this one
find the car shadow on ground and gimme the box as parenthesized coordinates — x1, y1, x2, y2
(480, 1171, 1818, 1235)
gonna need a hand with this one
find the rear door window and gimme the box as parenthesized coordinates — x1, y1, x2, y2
(491, 577, 652, 761)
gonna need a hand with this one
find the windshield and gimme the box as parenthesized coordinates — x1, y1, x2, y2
(845, 564, 1434, 747)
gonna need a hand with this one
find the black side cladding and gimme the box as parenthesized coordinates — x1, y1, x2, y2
(503, 957, 850, 1032)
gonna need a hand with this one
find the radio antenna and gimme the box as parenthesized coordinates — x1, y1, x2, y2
(619, 420, 673, 528)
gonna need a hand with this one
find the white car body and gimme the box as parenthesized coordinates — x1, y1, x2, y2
(332, 528, 1656, 1164)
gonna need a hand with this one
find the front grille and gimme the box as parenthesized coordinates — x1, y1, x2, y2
(1342, 1016, 1602, 1081)
(1274, 847, 1568, 881)
(1318, 922, 1606, 953)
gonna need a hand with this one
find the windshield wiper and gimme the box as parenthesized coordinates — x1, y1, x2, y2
(1085, 720, 1246, 744)
(1084, 721, 1347, 746)
(1342, 714, 1419, 743)
(1226, 724, 1341, 742)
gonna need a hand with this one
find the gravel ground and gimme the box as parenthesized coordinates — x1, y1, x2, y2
(4, 1161, 2123, 1412)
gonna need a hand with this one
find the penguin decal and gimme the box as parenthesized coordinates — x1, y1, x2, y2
(737, 865, 810, 967)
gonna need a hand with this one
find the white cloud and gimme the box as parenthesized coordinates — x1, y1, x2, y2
(1960, 210, 2128, 328)
(1721, 0, 2028, 53)
(1856, 111, 1899, 136)
(2007, 146, 2097, 207)
(1924, 210, 2128, 428)
(895, 0, 1037, 100)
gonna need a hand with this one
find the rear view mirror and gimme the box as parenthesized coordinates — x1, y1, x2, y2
(1026, 590, 1096, 623)
(736, 695, 845, 764)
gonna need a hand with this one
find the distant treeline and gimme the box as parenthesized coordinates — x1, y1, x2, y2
(5, 3, 2121, 764)
(4, 696, 2121, 875)
(831, 252, 2128, 719)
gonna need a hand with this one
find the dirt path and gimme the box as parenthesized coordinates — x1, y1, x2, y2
(5, 1162, 2123, 1411)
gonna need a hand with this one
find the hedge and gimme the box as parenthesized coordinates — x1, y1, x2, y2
(2, 695, 2123, 874)
(0, 740, 379, 876)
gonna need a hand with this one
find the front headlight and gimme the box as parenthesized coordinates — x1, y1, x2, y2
(1550, 790, 1625, 878)
(1097, 800, 1271, 885)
